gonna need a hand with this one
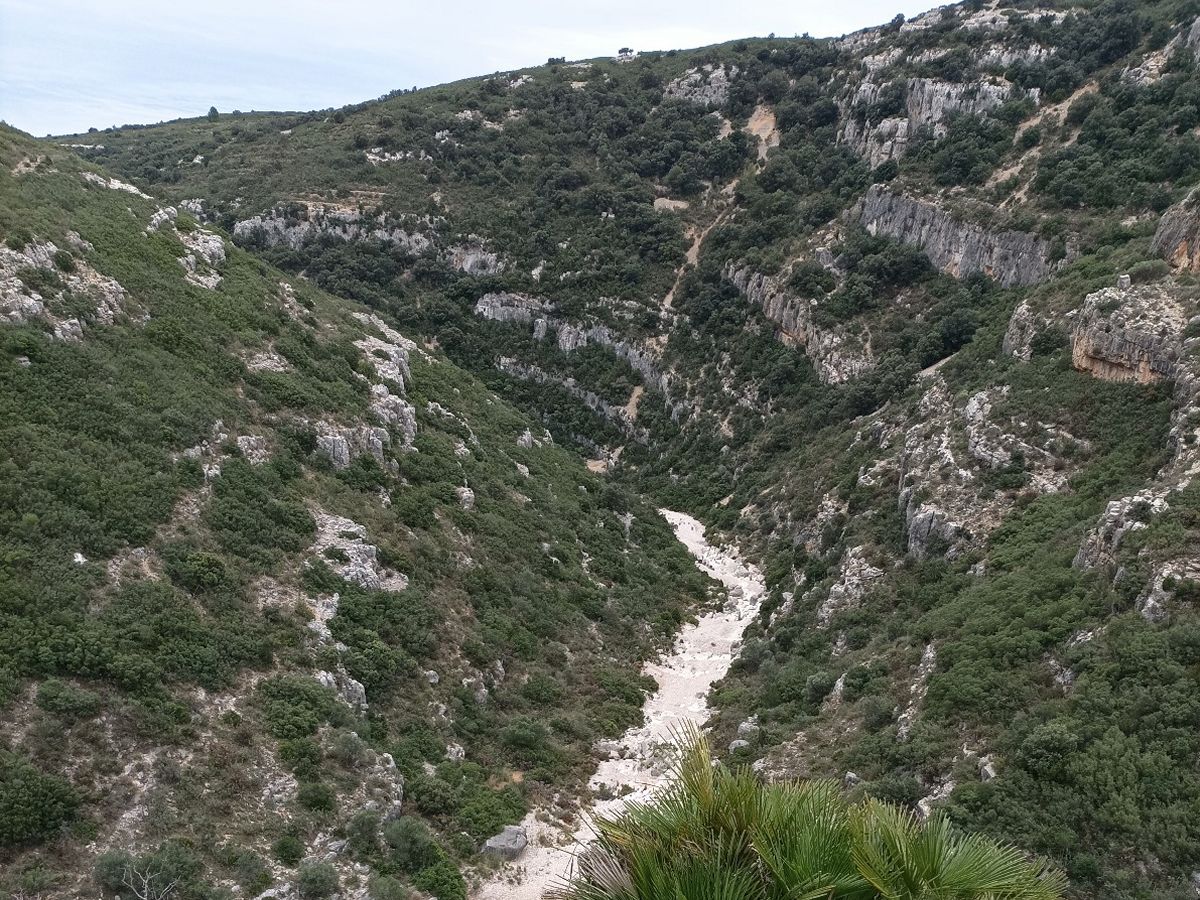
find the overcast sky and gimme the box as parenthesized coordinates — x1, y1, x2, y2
(1, 0, 935, 136)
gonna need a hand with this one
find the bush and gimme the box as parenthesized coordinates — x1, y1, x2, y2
(412, 855, 466, 900)
(35, 679, 101, 721)
(384, 816, 439, 873)
(369, 874, 411, 900)
(297, 780, 336, 812)
(0, 752, 79, 847)
(273, 834, 305, 866)
(297, 861, 339, 899)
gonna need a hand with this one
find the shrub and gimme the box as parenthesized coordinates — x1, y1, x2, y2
(0, 752, 79, 847)
(297, 780, 336, 812)
(412, 855, 466, 900)
(273, 834, 305, 866)
(35, 679, 101, 721)
(369, 874, 411, 900)
(383, 816, 439, 873)
(296, 861, 339, 899)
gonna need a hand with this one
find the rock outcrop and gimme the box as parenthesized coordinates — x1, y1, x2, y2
(663, 64, 738, 108)
(840, 77, 1038, 166)
(0, 238, 128, 338)
(309, 511, 409, 593)
(724, 263, 874, 384)
(1152, 185, 1200, 271)
(495, 357, 649, 442)
(858, 186, 1070, 287)
(474, 293, 673, 398)
(1070, 281, 1187, 384)
(1002, 300, 1039, 360)
(483, 825, 528, 860)
(233, 203, 503, 275)
(814, 546, 883, 626)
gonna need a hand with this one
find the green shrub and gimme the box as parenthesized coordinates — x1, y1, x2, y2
(273, 834, 305, 866)
(297, 780, 336, 812)
(0, 752, 79, 847)
(369, 874, 411, 900)
(297, 861, 339, 899)
(35, 679, 101, 721)
(412, 855, 466, 900)
(383, 816, 439, 873)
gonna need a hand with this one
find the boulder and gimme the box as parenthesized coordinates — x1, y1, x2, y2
(483, 825, 528, 860)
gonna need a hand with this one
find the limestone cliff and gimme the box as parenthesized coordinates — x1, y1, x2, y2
(724, 263, 874, 385)
(857, 186, 1070, 287)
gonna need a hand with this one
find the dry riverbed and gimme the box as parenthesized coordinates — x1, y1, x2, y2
(473, 509, 766, 899)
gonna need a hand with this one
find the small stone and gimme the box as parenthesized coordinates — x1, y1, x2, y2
(1117, 273, 1132, 290)
(72, 552, 87, 565)
(728, 739, 750, 752)
(736, 719, 760, 738)
(425, 670, 440, 685)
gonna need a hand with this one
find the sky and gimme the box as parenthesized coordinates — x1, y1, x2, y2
(1, 0, 936, 137)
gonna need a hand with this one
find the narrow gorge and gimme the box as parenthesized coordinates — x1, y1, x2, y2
(474, 511, 766, 900)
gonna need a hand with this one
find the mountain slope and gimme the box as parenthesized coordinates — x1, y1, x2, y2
(0, 125, 711, 899)
(40, 1, 1200, 897)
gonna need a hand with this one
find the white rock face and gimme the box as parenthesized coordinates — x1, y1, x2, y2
(234, 202, 435, 254)
(663, 64, 739, 108)
(1070, 282, 1189, 385)
(236, 434, 271, 464)
(725, 263, 873, 385)
(858, 186, 1070, 288)
(0, 239, 128, 338)
(1002, 300, 1039, 361)
(1073, 489, 1170, 572)
(178, 227, 227, 289)
(815, 546, 883, 626)
(897, 644, 938, 740)
(309, 511, 408, 593)
(475, 292, 672, 398)
(80, 171, 152, 199)
(839, 77, 1038, 167)
(315, 422, 390, 470)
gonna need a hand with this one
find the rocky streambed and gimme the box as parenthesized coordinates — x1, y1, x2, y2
(474, 509, 766, 900)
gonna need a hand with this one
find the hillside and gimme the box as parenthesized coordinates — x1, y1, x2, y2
(24, 0, 1200, 897)
(0, 126, 714, 899)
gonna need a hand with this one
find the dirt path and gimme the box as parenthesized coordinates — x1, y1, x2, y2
(472, 510, 766, 899)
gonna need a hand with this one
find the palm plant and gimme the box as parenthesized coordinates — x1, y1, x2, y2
(551, 729, 1066, 900)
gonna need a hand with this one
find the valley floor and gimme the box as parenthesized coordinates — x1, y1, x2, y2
(473, 510, 765, 899)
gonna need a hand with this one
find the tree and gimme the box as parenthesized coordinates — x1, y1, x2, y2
(207, 106, 219, 122)
(552, 730, 1066, 900)
(122, 863, 179, 900)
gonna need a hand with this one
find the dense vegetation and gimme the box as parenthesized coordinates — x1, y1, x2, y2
(14, 0, 1200, 896)
(0, 126, 707, 898)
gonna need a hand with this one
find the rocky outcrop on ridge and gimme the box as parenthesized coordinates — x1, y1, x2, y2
(724, 263, 874, 385)
(840, 77, 1038, 167)
(1153, 185, 1200, 271)
(663, 64, 739, 108)
(1069, 281, 1189, 384)
(233, 203, 503, 275)
(858, 186, 1070, 287)
(474, 292, 673, 398)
